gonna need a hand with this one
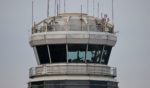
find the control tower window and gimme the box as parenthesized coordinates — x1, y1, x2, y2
(36, 45, 50, 64)
(86, 45, 103, 63)
(100, 45, 112, 64)
(68, 44, 86, 63)
(31, 81, 43, 88)
(49, 44, 66, 63)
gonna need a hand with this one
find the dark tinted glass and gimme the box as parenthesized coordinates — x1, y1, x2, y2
(31, 81, 44, 88)
(100, 45, 112, 64)
(36, 44, 112, 64)
(30, 80, 118, 88)
(36, 45, 50, 64)
(86, 45, 103, 63)
(86, 45, 112, 64)
(49, 44, 67, 63)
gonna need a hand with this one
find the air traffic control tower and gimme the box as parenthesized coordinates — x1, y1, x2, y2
(28, 0, 118, 88)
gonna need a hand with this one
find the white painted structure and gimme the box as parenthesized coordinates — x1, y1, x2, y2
(28, 13, 118, 88)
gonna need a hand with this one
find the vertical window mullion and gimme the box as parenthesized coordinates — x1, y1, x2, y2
(66, 44, 68, 63)
(33, 47, 40, 65)
(47, 45, 52, 63)
(85, 44, 88, 63)
(100, 45, 105, 64)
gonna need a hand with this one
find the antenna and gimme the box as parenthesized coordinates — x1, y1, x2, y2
(47, 0, 50, 17)
(81, 0, 83, 14)
(112, 0, 114, 24)
(100, 0, 103, 18)
(64, 0, 66, 13)
(59, 0, 61, 14)
(81, 0, 83, 30)
(57, 0, 59, 16)
(32, 0, 34, 27)
(54, 0, 56, 16)
(87, 0, 89, 14)
(98, 1, 100, 17)
(93, 0, 95, 16)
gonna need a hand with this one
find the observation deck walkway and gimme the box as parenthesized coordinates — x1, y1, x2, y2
(29, 63, 117, 78)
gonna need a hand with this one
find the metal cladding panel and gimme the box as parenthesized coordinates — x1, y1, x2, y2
(67, 33, 89, 38)
(66, 33, 89, 43)
(29, 75, 117, 82)
(88, 39, 107, 45)
(45, 33, 67, 44)
(89, 34, 107, 39)
(29, 64, 117, 78)
(46, 34, 66, 39)
(67, 38, 88, 43)
(108, 34, 117, 41)
(30, 40, 46, 46)
(31, 33, 45, 40)
(107, 35, 117, 46)
(46, 33, 67, 44)
(45, 39, 66, 44)
(107, 40, 116, 46)
(89, 33, 106, 44)
(30, 32, 117, 46)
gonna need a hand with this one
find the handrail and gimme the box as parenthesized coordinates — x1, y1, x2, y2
(32, 24, 114, 34)
(29, 64, 117, 78)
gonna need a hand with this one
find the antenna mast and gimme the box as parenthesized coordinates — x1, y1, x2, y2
(32, 0, 34, 27)
(112, 0, 114, 24)
(81, 0, 83, 30)
(59, 0, 60, 15)
(64, 0, 66, 13)
(47, 0, 50, 17)
(93, 0, 95, 16)
(87, 0, 89, 14)
(81, 0, 83, 14)
(54, 0, 56, 16)
(101, 0, 103, 18)
(57, 0, 59, 16)
(98, 1, 100, 17)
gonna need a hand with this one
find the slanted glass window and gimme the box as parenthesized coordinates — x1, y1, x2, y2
(36, 45, 50, 64)
(31, 81, 44, 88)
(49, 44, 66, 63)
(68, 44, 86, 63)
(100, 45, 112, 64)
(30, 80, 118, 88)
(86, 45, 103, 63)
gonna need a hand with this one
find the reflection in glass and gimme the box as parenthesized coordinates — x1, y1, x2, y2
(68, 44, 86, 63)
(35, 44, 112, 64)
(86, 45, 103, 63)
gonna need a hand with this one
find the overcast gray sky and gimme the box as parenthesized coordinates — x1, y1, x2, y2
(0, 0, 150, 88)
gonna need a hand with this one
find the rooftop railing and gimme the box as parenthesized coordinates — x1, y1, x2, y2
(29, 64, 117, 78)
(32, 24, 114, 34)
